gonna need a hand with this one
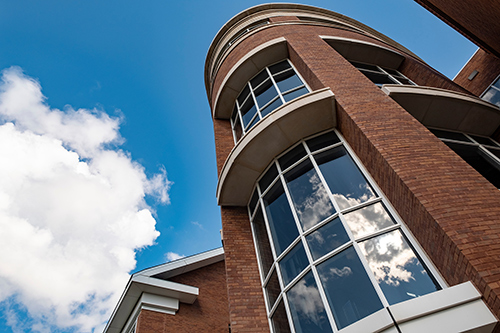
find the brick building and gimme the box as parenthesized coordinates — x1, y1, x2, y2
(105, 4, 500, 333)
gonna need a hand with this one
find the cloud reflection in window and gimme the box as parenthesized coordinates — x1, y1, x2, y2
(344, 202, 395, 238)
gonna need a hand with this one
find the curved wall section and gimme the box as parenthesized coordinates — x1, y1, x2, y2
(217, 88, 335, 205)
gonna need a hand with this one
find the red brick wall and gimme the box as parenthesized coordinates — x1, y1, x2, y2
(135, 261, 229, 333)
(454, 49, 500, 96)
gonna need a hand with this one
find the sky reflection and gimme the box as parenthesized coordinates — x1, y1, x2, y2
(344, 202, 394, 238)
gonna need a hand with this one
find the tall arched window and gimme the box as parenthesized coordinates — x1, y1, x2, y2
(249, 130, 443, 332)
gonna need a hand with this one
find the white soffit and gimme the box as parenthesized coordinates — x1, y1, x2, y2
(103, 247, 224, 333)
(213, 37, 288, 119)
(217, 88, 336, 206)
(322, 36, 405, 69)
(382, 84, 500, 136)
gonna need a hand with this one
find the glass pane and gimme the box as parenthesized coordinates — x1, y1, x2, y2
(445, 142, 500, 188)
(251, 70, 270, 89)
(383, 68, 400, 76)
(429, 128, 472, 142)
(344, 202, 395, 239)
(487, 147, 500, 159)
(359, 230, 440, 305)
(269, 60, 291, 74)
(306, 217, 350, 260)
(283, 87, 309, 102)
(393, 77, 413, 85)
(350, 61, 380, 72)
(361, 71, 396, 85)
(275, 71, 303, 93)
(260, 97, 283, 117)
(237, 85, 250, 105)
(493, 78, 500, 90)
(315, 146, 376, 210)
(279, 144, 307, 171)
(279, 242, 309, 286)
(231, 105, 238, 123)
(470, 134, 498, 146)
(263, 181, 299, 255)
(284, 159, 336, 230)
(266, 268, 282, 309)
(254, 79, 278, 108)
(233, 117, 243, 141)
(252, 207, 274, 277)
(240, 98, 257, 128)
(247, 114, 260, 131)
(271, 299, 292, 333)
(483, 87, 500, 107)
(306, 131, 340, 152)
(287, 271, 333, 333)
(317, 247, 383, 330)
(249, 189, 259, 213)
(259, 164, 279, 192)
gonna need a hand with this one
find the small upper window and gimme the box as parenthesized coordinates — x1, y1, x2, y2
(350, 61, 416, 87)
(230, 60, 309, 143)
(482, 76, 500, 107)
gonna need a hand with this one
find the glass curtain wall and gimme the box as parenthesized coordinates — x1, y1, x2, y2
(249, 130, 442, 332)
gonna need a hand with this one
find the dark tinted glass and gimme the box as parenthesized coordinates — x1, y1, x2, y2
(488, 147, 500, 159)
(483, 87, 500, 107)
(361, 71, 396, 85)
(269, 60, 291, 74)
(350, 61, 380, 72)
(247, 114, 260, 131)
(429, 128, 472, 142)
(306, 217, 350, 260)
(393, 77, 413, 85)
(266, 269, 282, 308)
(470, 134, 498, 146)
(231, 105, 238, 122)
(344, 203, 395, 239)
(233, 117, 243, 141)
(284, 159, 335, 230)
(279, 242, 309, 285)
(237, 85, 250, 105)
(279, 144, 307, 171)
(283, 87, 309, 102)
(251, 70, 270, 88)
(445, 142, 500, 188)
(260, 97, 283, 117)
(272, 300, 292, 333)
(249, 189, 259, 213)
(275, 71, 303, 92)
(494, 78, 500, 90)
(317, 247, 383, 330)
(315, 146, 376, 210)
(259, 164, 279, 191)
(252, 208, 274, 277)
(240, 98, 257, 128)
(306, 132, 340, 152)
(287, 271, 333, 333)
(383, 68, 400, 76)
(359, 230, 440, 305)
(263, 181, 299, 255)
(254, 80, 279, 109)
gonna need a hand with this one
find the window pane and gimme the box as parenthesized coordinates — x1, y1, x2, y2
(429, 128, 472, 142)
(260, 97, 283, 117)
(306, 217, 350, 260)
(315, 146, 376, 210)
(361, 71, 396, 85)
(279, 242, 309, 286)
(266, 268, 282, 309)
(269, 60, 291, 74)
(237, 85, 250, 105)
(251, 70, 270, 89)
(252, 207, 274, 277)
(254, 79, 278, 108)
(275, 71, 303, 93)
(233, 117, 243, 141)
(483, 87, 500, 107)
(487, 147, 500, 159)
(344, 202, 395, 239)
(287, 271, 333, 333)
(247, 114, 260, 131)
(263, 181, 299, 255)
(350, 61, 380, 72)
(306, 131, 340, 152)
(359, 230, 440, 305)
(279, 144, 307, 171)
(259, 164, 279, 192)
(249, 189, 259, 213)
(393, 77, 413, 85)
(283, 87, 309, 102)
(317, 247, 383, 330)
(240, 99, 257, 128)
(470, 134, 498, 146)
(271, 299, 292, 333)
(284, 159, 336, 230)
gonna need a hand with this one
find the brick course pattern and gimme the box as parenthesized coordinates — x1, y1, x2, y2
(135, 261, 230, 333)
(210, 22, 500, 332)
(454, 49, 500, 96)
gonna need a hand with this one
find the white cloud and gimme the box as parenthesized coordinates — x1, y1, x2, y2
(0, 67, 171, 332)
(191, 221, 204, 229)
(165, 252, 185, 262)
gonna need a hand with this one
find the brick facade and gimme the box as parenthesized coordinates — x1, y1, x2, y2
(135, 261, 229, 333)
(209, 15, 500, 333)
(454, 49, 500, 96)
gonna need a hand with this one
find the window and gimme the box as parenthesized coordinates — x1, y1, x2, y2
(230, 60, 309, 143)
(249, 130, 442, 332)
(482, 75, 500, 107)
(350, 61, 415, 87)
(429, 128, 500, 188)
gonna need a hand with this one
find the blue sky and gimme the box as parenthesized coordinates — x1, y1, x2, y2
(0, 1, 476, 332)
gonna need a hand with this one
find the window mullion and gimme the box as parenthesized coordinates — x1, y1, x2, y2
(267, 67, 286, 104)
(310, 264, 340, 332)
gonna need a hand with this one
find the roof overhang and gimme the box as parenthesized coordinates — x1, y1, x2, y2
(322, 36, 405, 69)
(382, 85, 500, 136)
(217, 88, 335, 206)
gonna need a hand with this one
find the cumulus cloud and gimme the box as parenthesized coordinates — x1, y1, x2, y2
(0, 67, 171, 332)
(165, 252, 185, 262)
